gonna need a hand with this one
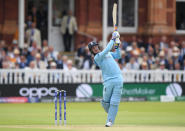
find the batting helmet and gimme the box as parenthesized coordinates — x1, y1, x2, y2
(88, 41, 99, 55)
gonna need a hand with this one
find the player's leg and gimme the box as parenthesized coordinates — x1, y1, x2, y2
(101, 84, 113, 113)
(101, 100, 110, 113)
(106, 82, 123, 126)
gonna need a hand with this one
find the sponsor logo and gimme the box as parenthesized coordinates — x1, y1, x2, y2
(19, 87, 58, 98)
(122, 88, 155, 96)
(160, 95, 175, 102)
(76, 84, 93, 98)
(166, 83, 182, 96)
(0, 97, 28, 103)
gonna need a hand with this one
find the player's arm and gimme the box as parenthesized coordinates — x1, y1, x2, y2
(110, 38, 121, 59)
(94, 40, 114, 62)
(95, 31, 120, 62)
(110, 48, 121, 59)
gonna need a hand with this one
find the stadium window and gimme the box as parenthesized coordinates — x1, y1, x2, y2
(176, 0, 185, 34)
(107, 0, 138, 33)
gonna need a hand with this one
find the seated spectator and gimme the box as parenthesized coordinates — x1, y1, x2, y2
(168, 41, 176, 58)
(141, 62, 148, 70)
(12, 39, 19, 50)
(140, 62, 149, 81)
(118, 50, 126, 65)
(65, 59, 77, 71)
(14, 62, 20, 69)
(132, 50, 140, 65)
(146, 55, 153, 69)
(159, 51, 169, 69)
(19, 55, 27, 69)
(22, 44, 29, 57)
(27, 50, 36, 65)
(138, 37, 145, 48)
(0, 40, 6, 51)
(159, 36, 168, 50)
(62, 55, 68, 70)
(147, 46, 154, 56)
(146, 37, 154, 52)
(56, 53, 63, 69)
(174, 62, 181, 70)
(77, 41, 86, 57)
(75, 41, 86, 69)
(172, 46, 181, 67)
(154, 44, 160, 57)
(34, 53, 46, 69)
(180, 41, 185, 61)
(25, 61, 38, 83)
(42, 40, 48, 52)
(125, 57, 139, 70)
(28, 40, 38, 52)
(48, 46, 58, 61)
(183, 60, 185, 70)
(167, 58, 174, 70)
(131, 41, 140, 54)
(50, 62, 57, 69)
(120, 37, 129, 50)
(82, 47, 93, 69)
(151, 57, 160, 70)
(125, 46, 132, 62)
(140, 47, 146, 57)
(2, 61, 9, 69)
(50, 62, 60, 82)
(4, 55, 15, 69)
(7, 46, 14, 58)
(0, 49, 6, 64)
(158, 61, 167, 71)
(47, 58, 54, 69)
(25, 61, 37, 70)
(42, 48, 50, 67)
(118, 60, 123, 70)
(10, 48, 21, 64)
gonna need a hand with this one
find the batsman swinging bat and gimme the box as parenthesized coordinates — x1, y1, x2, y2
(113, 0, 118, 31)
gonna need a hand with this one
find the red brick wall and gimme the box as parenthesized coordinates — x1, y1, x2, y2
(75, 0, 102, 49)
(0, 0, 4, 39)
(0, 0, 18, 44)
(138, 0, 148, 33)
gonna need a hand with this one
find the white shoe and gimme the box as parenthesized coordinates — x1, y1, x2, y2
(105, 122, 112, 127)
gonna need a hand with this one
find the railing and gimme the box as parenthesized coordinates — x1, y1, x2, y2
(77, 31, 97, 42)
(0, 69, 185, 84)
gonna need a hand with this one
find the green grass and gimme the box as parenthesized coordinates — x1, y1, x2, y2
(0, 102, 185, 131)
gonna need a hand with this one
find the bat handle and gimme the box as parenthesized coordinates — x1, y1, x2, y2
(114, 25, 118, 31)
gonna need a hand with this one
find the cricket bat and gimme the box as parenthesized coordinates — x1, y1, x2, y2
(112, 0, 119, 49)
(112, 0, 118, 31)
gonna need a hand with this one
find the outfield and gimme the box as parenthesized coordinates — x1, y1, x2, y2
(0, 102, 185, 131)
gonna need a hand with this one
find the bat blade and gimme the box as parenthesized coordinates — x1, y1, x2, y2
(113, 0, 118, 31)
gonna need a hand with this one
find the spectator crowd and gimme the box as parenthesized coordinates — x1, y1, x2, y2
(0, 35, 185, 71)
(0, 39, 76, 71)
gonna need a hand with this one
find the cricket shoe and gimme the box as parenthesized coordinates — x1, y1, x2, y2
(105, 122, 112, 127)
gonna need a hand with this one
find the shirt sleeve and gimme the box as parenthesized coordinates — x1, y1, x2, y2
(94, 40, 114, 63)
(110, 48, 121, 59)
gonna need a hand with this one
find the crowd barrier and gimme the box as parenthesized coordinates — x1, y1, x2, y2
(0, 69, 185, 84)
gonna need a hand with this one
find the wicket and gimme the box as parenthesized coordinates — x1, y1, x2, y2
(54, 90, 67, 126)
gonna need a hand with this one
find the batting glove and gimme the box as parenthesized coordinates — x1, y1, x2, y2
(112, 31, 120, 40)
(114, 38, 121, 49)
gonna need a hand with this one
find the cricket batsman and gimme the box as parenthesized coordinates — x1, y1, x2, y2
(88, 31, 123, 127)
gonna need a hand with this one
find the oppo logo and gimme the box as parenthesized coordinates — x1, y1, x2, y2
(19, 87, 58, 98)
